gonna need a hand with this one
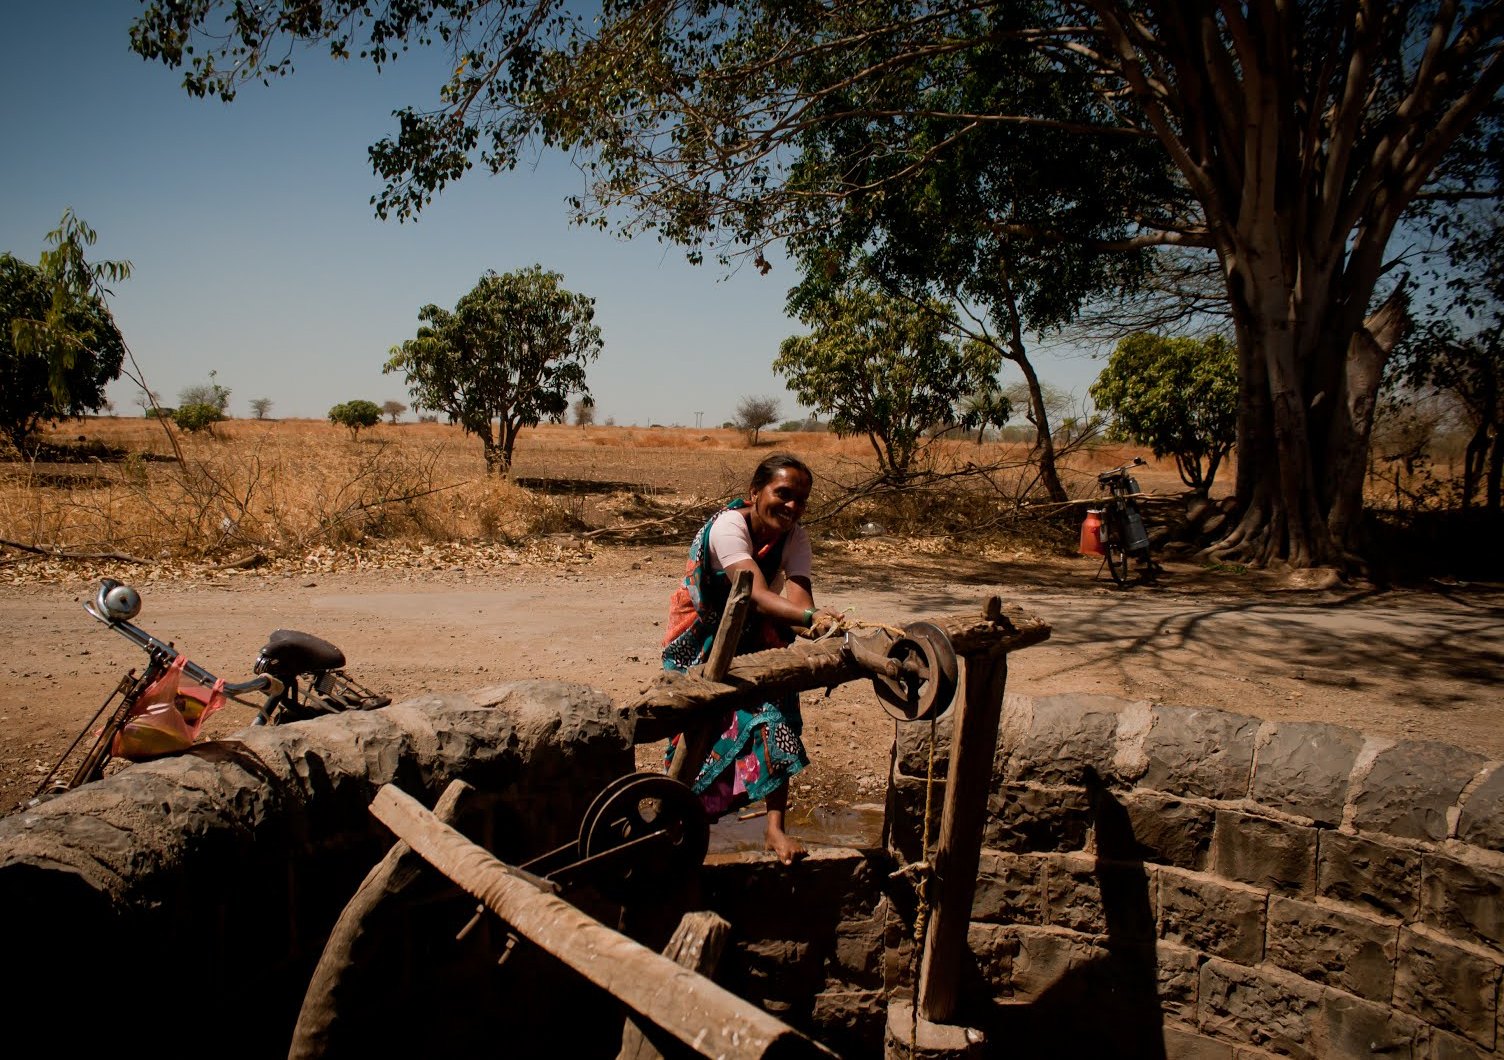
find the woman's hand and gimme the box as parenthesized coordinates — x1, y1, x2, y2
(803, 610, 843, 638)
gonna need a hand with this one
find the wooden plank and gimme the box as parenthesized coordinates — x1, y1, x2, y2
(630, 602, 1049, 743)
(668, 569, 754, 785)
(916, 598, 1011, 1023)
(369, 784, 836, 1060)
(290, 780, 476, 1059)
(618, 911, 732, 1060)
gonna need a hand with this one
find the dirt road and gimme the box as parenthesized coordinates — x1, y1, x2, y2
(3, 546, 1502, 820)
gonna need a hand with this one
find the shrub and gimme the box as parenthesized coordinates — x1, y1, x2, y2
(329, 400, 383, 439)
(173, 403, 225, 434)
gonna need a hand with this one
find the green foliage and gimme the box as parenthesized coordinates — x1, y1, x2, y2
(172, 402, 226, 434)
(0, 251, 125, 451)
(775, 286, 1002, 481)
(9, 209, 132, 409)
(384, 266, 602, 474)
(329, 399, 383, 438)
(956, 387, 1012, 444)
(1090, 333, 1238, 494)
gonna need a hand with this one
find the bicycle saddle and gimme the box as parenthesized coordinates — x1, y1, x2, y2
(257, 629, 346, 679)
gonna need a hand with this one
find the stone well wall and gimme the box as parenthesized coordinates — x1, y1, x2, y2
(888, 692, 1504, 1059)
(0, 681, 634, 1055)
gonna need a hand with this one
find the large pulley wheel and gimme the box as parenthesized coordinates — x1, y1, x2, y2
(578, 773, 708, 899)
(871, 621, 959, 722)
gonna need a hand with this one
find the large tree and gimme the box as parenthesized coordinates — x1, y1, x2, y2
(1, 253, 125, 452)
(132, 1, 1504, 568)
(385, 266, 601, 474)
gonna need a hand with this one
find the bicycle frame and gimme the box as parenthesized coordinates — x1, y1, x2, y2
(1094, 458, 1154, 586)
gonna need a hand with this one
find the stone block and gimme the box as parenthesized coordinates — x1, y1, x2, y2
(966, 922, 1020, 995)
(999, 693, 1134, 786)
(810, 987, 885, 1057)
(895, 707, 956, 778)
(996, 924, 1111, 1000)
(1352, 740, 1488, 842)
(888, 775, 944, 863)
(1163, 1022, 1235, 1060)
(1315, 830, 1421, 920)
(1141, 705, 1261, 800)
(982, 783, 1092, 854)
(1318, 992, 1426, 1060)
(1421, 852, 1504, 950)
(971, 851, 1044, 925)
(1393, 925, 1503, 1048)
(1251, 722, 1365, 826)
(1457, 764, 1504, 854)
(1158, 866, 1267, 965)
(829, 910, 886, 987)
(1265, 895, 1399, 1002)
(1212, 810, 1317, 895)
(1198, 958, 1323, 1059)
(1121, 790, 1216, 869)
(1156, 940, 1205, 1024)
(1428, 1028, 1491, 1060)
(1044, 851, 1109, 934)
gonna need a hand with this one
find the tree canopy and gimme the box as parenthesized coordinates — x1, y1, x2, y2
(734, 395, 780, 446)
(330, 399, 384, 438)
(775, 285, 1002, 481)
(131, 1, 1504, 568)
(1091, 333, 1239, 495)
(1, 252, 125, 452)
(385, 266, 601, 474)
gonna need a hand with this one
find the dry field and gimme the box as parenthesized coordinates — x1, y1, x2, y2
(0, 416, 1184, 576)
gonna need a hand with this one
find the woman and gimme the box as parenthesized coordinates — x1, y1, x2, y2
(661, 453, 839, 864)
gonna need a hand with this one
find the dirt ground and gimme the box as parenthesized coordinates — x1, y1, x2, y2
(3, 541, 1502, 831)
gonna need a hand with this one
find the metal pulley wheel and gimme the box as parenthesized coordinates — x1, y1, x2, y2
(871, 621, 959, 722)
(577, 773, 708, 900)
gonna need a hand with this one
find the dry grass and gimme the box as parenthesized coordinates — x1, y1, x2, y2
(1, 417, 1197, 569)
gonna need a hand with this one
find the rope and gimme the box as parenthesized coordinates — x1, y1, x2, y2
(882, 715, 940, 1057)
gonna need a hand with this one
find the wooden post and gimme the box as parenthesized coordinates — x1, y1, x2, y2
(667, 568, 753, 785)
(916, 596, 1010, 1024)
(290, 780, 476, 1059)
(369, 784, 835, 1060)
(618, 911, 731, 1060)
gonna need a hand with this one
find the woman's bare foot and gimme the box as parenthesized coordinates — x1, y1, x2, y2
(765, 823, 806, 865)
(763, 784, 806, 864)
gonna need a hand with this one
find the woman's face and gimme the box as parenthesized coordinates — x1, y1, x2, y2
(748, 467, 812, 541)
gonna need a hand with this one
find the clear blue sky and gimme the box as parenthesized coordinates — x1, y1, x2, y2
(1, 1, 1103, 426)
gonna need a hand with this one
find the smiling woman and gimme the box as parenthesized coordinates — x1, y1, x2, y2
(659, 452, 842, 864)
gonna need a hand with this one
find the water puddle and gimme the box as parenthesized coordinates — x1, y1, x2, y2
(708, 802, 886, 853)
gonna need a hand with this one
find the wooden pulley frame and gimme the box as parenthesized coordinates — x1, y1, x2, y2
(868, 620, 959, 722)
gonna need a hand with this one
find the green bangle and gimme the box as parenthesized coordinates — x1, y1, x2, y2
(802, 608, 816, 626)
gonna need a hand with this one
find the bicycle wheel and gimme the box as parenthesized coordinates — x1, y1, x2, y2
(1104, 513, 1131, 586)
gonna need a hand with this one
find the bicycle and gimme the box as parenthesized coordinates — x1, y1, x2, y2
(1082, 457, 1157, 586)
(30, 578, 390, 804)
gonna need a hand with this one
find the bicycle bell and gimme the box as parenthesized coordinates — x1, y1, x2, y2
(96, 579, 141, 622)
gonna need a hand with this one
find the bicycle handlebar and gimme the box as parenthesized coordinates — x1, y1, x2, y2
(1097, 456, 1147, 482)
(84, 598, 282, 698)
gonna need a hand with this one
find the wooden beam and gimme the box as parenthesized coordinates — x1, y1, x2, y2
(369, 784, 836, 1060)
(668, 569, 753, 785)
(630, 602, 1049, 744)
(916, 600, 1012, 1023)
(618, 911, 732, 1060)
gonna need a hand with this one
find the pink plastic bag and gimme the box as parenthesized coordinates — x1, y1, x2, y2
(111, 655, 227, 761)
